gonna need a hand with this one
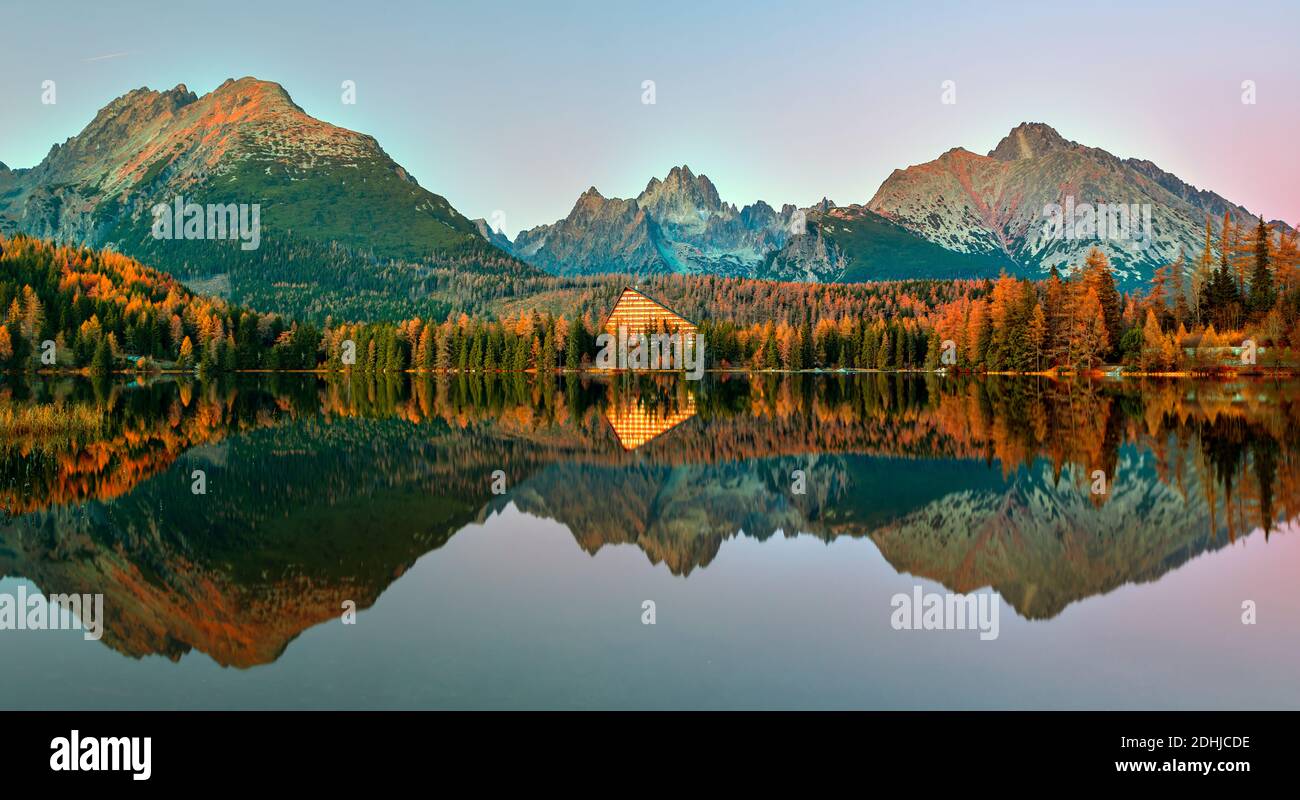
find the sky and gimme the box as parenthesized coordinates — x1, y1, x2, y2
(1, 0, 1296, 237)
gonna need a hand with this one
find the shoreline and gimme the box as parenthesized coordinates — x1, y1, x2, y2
(5, 367, 1299, 380)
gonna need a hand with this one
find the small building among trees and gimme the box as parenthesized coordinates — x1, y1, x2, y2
(601, 287, 698, 343)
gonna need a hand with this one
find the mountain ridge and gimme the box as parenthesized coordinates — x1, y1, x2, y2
(867, 121, 1291, 284)
(491, 121, 1289, 288)
(4, 81, 1292, 311)
(0, 77, 537, 319)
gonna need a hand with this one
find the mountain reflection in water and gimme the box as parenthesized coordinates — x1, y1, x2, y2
(1, 372, 1296, 670)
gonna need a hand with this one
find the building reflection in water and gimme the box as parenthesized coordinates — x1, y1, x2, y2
(603, 392, 697, 450)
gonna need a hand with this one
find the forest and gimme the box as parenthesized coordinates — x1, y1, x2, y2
(2, 213, 1297, 376)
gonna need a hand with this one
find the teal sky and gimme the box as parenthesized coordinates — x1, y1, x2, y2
(1, 0, 1295, 235)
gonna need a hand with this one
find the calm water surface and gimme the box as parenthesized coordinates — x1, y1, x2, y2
(1, 372, 1297, 709)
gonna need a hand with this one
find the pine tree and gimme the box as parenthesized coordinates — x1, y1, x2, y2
(1171, 249, 1191, 330)
(986, 272, 1019, 370)
(859, 329, 875, 369)
(763, 329, 779, 369)
(90, 336, 112, 375)
(923, 329, 941, 370)
(389, 332, 407, 372)
(1083, 248, 1122, 357)
(565, 325, 580, 370)
(1210, 226, 1242, 329)
(456, 329, 470, 371)
(799, 318, 814, 369)
(1141, 309, 1165, 370)
(469, 330, 485, 371)
(541, 325, 556, 372)
(1027, 302, 1047, 372)
(1067, 286, 1109, 369)
(964, 301, 987, 367)
(222, 334, 238, 372)
(788, 327, 804, 370)
(1044, 265, 1068, 367)
(435, 326, 453, 371)
(417, 324, 435, 371)
(1192, 216, 1215, 324)
(511, 335, 530, 372)
(488, 325, 504, 371)
(1249, 216, 1274, 313)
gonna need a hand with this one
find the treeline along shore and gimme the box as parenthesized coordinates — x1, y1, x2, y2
(3, 217, 1299, 379)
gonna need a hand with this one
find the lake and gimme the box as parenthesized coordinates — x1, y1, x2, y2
(1, 372, 1297, 709)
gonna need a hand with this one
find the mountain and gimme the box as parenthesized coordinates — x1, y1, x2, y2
(0, 77, 535, 319)
(868, 454, 1228, 619)
(0, 413, 490, 668)
(497, 123, 1288, 289)
(506, 165, 806, 277)
(471, 216, 514, 253)
(512, 186, 669, 274)
(7, 91, 1287, 301)
(866, 121, 1289, 285)
(502, 164, 1002, 280)
(761, 203, 1015, 282)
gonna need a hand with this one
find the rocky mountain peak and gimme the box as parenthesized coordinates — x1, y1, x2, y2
(510, 164, 810, 278)
(85, 84, 197, 131)
(864, 120, 1287, 286)
(988, 122, 1073, 161)
(636, 164, 723, 225)
(665, 164, 696, 183)
(206, 76, 304, 115)
(0, 75, 508, 296)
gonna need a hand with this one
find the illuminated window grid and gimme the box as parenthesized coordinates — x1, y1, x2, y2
(602, 288, 698, 340)
(605, 394, 698, 450)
